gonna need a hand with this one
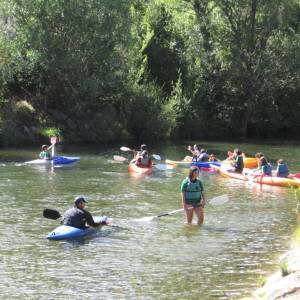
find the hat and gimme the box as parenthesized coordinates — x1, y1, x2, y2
(74, 196, 87, 206)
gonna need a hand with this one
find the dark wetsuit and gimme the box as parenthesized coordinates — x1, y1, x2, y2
(63, 207, 99, 229)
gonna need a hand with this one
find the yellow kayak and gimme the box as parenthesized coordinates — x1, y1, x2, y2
(165, 159, 191, 168)
(222, 157, 258, 169)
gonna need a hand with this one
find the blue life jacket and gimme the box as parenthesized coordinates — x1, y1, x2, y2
(262, 163, 272, 176)
(277, 163, 288, 178)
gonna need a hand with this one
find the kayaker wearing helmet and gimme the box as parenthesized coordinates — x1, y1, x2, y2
(180, 166, 205, 225)
(62, 196, 107, 229)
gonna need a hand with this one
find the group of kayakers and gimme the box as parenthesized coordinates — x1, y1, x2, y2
(40, 142, 293, 229)
(226, 149, 289, 178)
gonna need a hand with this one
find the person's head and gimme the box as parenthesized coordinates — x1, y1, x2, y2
(200, 148, 206, 153)
(260, 157, 267, 166)
(188, 166, 199, 180)
(255, 152, 264, 159)
(74, 196, 87, 208)
(193, 144, 200, 151)
(41, 145, 48, 151)
(234, 148, 242, 155)
(277, 159, 284, 165)
(209, 154, 216, 160)
(140, 144, 147, 151)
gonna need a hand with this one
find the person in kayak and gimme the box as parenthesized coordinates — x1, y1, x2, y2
(39, 144, 53, 159)
(136, 150, 152, 168)
(184, 144, 201, 161)
(276, 159, 288, 177)
(255, 157, 272, 176)
(196, 149, 209, 162)
(208, 154, 218, 162)
(180, 166, 205, 225)
(230, 148, 244, 173)
(62, 196, 107, 229)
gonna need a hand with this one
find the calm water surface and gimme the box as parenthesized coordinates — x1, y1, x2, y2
(0, 141, 299, 299)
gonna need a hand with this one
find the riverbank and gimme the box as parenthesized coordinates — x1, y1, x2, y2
(244, 227, 300, 300)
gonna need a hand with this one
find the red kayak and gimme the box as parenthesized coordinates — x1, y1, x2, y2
(128, 159, 153, 177)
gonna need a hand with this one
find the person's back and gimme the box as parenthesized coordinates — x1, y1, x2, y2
(198, 149, 209, 162)
(63, 196, 106, 229)
(260, 157, 272, 176)
(63, 207, 87, 229)
(276, 159, 288, 178)
(232, 149, 244, 173)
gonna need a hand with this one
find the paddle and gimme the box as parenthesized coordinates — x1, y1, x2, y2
(43, 208, 127, 230)
(120, 146, 161, 160)
(136, 194, 229, 222)
(50, 136, 57, 158)
(43, 208, 61, 219)
(113, 155, 128, 163)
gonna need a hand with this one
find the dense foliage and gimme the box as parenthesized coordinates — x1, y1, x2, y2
(0, 0, 299, 145)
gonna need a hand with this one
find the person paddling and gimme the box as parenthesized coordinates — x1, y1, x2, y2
(136, 150, 152, 167)
(39, 144, 53, 159)
(135, 144, 152, 167)
(62, 196, 107, 229)
(180, 166, 205, 225)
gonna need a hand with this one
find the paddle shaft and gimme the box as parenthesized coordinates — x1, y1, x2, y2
(153, 194, 229, 219)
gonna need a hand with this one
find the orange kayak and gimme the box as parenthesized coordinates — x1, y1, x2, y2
(222, 157, 258, 169)
(213, 166, 300, 188)
(128, 160, 152, 177)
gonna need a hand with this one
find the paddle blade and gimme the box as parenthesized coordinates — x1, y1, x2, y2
(154, 164, 168, 171)
(113, 155, 128, 162)
(152, 154, 161, 160)
(120, 146, 132, 152)
(43, 208, 62, 220)
(209, 194, 229, 206)
(134, 216, 156, 222)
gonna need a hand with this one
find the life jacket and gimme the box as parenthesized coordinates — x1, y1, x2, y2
(234, 155, 244, 173)
(136, 153, 151, 167)
(184, 178, 203, 201)
(277, 163, 288, 177)
(262, 163, 272, 176)
(63, 207, 87, 229)
(192, 152, 208, 162)
(39, 150, 50, 159)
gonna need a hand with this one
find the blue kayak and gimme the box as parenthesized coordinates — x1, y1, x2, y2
(191, 161, 221, 168)
(47, 216, 107, 240)
(26, 156, 80, 166)
(52, 156, 80, 165)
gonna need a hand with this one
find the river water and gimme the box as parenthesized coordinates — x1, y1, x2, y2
(0, 141, 299, 299)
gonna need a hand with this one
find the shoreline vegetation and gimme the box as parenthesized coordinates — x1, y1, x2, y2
(0, 0, 299, 146)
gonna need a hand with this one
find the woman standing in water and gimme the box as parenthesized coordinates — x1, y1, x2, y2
(180, 166, 205, 225)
